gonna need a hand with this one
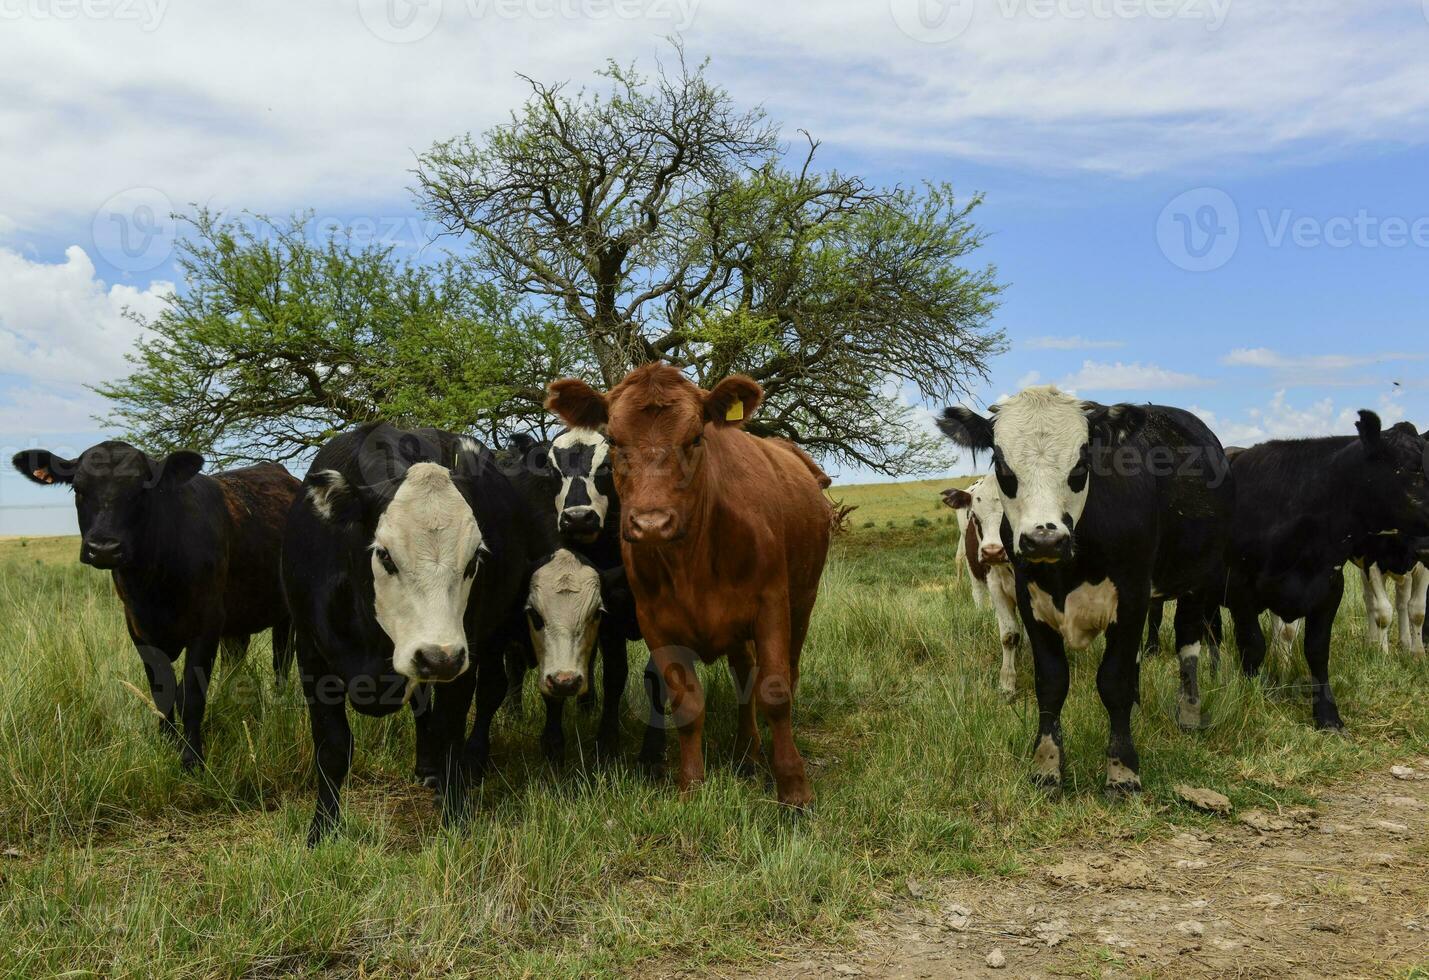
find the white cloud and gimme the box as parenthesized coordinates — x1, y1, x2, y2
(0, 245, 172, 437)
(1024, 335, 1124, 350)
(1190, 389, 1408, 446)
(1223, 347, 1425, 371)
(1016, 369, 1042, 388)
(1058, 360, 1211, 391)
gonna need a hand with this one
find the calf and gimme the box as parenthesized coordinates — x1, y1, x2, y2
(1355, 533, 1428, 656)
(940, 386, 1235, 793)
(546, 364, 833, 807)
(1224, 414, 1429, 728)
(944, 478, 1023, 697)
(12, 443, 299, 768)
(282, 423, 538, 844)
(500, 430, 658, 767)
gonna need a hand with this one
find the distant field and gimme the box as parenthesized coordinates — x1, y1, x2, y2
(1, 482, 1425, 977)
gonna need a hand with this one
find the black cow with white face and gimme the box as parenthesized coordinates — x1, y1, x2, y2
(1225, 414, 1429, 729)
(499, 428, 663, 771)
(940, 386, 1234, 794)
(12, 442, 300, 768)
(282, 423, 538, 844)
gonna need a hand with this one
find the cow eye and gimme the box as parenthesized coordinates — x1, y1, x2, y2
(527, 607, 544, 631)
(374, 548, 398, 575)
(690, 433, 702, 448)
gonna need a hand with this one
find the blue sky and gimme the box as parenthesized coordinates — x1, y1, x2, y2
(2, 0, 1427, 533)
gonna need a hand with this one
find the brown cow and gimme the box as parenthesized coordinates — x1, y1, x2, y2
(546, 364, 832, 808)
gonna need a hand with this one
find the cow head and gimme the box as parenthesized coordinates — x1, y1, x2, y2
(307, 461, 485, 683)
(545, 365, 762, 546)
(12, 442, 203, 569)
(548, 429, 614, 544)
(525, 548, 605, 699)
(943, 477, 1010, 565)
(1344, 413, 1429, 540)
(939, 386, 1145, 564)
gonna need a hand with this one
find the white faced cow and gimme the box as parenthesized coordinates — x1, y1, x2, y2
(944, 477, 1024, 698)
(940, 386, 1234, 794)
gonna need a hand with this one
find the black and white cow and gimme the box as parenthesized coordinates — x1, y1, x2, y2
(499, 429, 660, 769)
(12, 443, 300, 768)
(282, 423, 538, 844)
(1356, 531, 1428, 656)
(1225, 414, 1429, 729)
(943, 477, 1024, 698)
(940, 386, 1234, 793)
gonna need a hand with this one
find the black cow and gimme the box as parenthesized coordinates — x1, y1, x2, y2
(1224, 414, 1429, 729)
(940, 386, 1234, 793)
(499, 429, 663, 770)
(12, 442, 300, 768)
(282, 423, 539, 844)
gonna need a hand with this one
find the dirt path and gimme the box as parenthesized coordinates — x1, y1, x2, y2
(692, 761, 1429, 979)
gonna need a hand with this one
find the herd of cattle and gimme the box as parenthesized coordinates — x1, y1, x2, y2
(11, 368, 1429, 843)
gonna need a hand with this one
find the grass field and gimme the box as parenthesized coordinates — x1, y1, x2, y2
(2, 480, 1427, 977)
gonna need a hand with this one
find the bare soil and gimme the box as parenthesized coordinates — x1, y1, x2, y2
(679, 761, 1429, 979)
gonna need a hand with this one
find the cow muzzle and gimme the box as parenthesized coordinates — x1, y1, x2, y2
(1018, 526, 1070, 564)
(407, 643, 468, 682)
(541, 669, 587, 699)
(559, 506, 601, 542)
(82, 536, 125, 569)
(624, 508, 681, 544)
(979, 543, 1009, 565)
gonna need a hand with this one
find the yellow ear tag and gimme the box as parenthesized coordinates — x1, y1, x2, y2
(726, 399, 744, 422)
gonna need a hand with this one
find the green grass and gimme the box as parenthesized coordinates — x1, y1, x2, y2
(1, 490, 1426, 978)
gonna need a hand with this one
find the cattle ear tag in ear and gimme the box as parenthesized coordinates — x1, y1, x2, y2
(726, 399, 744, 422)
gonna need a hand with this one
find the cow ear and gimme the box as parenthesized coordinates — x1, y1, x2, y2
(158, 450, 203, 488)
(937, 407, 994, 450)
(1355, 410, 1384, 457)
(307, 469, 362, 524)
(942, 488, 973, 510)
(546, 379, 609, 429)
(507, 433, 538, 455)
(703, 375, 763, 428)
(12, 449, 78, 486)
(1083, 402, 1146, 447)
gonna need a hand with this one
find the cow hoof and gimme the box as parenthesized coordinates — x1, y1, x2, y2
(179, 749, 203, 772)
(1315, 718, 1346, 734)
(1104, 779, 1142, 799)
(1030, 774, 1063, 797)
(418, 774, 440, 792)
(1175, 704, 1204, 732)
(998, 686, 1016, 704)
(776, 788, 814, 811)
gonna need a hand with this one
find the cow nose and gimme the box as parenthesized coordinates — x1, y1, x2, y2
(543, 670, 585, 698)
(980, 544, 1007, 564)
(83, 538, 124, 568)
(1019, 526, 1068, 563)
(559, 507, 601, 537)
(626, 508, 676, 542)
(413, 644, 467, 681)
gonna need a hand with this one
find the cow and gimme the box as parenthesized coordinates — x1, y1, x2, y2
(12, 442, 299, 768)
(545, 364, 833, 808)
(1224, 414, 1429, 729)
(939, 386, 1235, 794)
(942, 485, 985, 606)
(944, 477, 1024, 697)
(1355, 533, 1428, 656)
(499, 430, 660, 769)
(281, 423, 538, 845)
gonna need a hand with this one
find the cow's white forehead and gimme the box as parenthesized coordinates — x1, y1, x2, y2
(549, 428, 609, 470)
(530, 549, 601, 618)
(376, 462, 481, 553)
(992, 386, 1088, 467)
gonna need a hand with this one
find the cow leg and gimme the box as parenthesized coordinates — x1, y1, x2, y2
(1231, 598, 1267, 678)
(988, 570, 1021, 699)
(1144, 598, 1164, 656)
(1304, 570, 1346, 731)
(540, 694, 566, 764)
(595, 629, 627, 760)
(649, 641, 706, 796)
(410, 684, 440, 789)
(637, 655, 668, 777)
(727, 642, 762, 778)
(753, 604, 811, 809)
(1407, 565, 1428, 656)
(1203, 597, 1225, 668)
(135, 641, 181, 741)
(502, 642, 527, 718)
(1172, 596, 1207, 731)
(1024, 616, 1070, 793)
(301, 665, 352, 847)
(176, 632, 220, 769)
(434, 670, 478, 824)
(462, 649, 508, 784)
(1361, 564, 1392, 654)
(1098, 598, 1145, 795)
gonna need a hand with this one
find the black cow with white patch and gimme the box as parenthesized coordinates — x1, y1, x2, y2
(940, 386, 1234, 794)
(12, 443, 300, 768)
(282, 423, 538, 844)
(499, 429, 662, 769)
(1224, 414, 1429, 729)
